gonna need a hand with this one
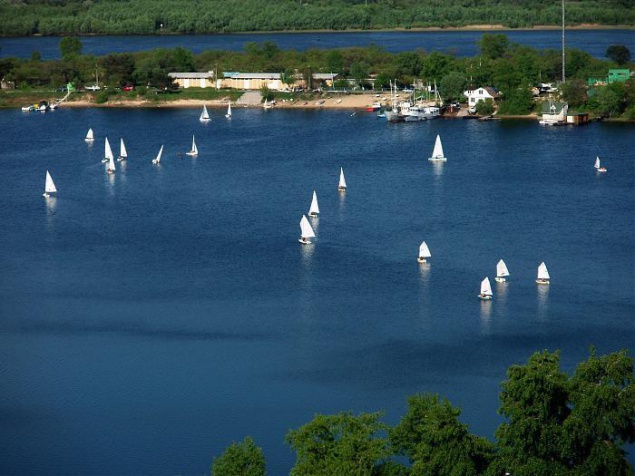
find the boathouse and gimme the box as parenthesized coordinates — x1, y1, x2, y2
(167, 72, 215, 89)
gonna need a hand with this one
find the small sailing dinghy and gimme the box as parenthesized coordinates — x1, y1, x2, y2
(263, 98, 273, 109)
(43, 170, 57, 197)
(225, 102, 232, 118)
(479, 277, 493, 300)
(594, 156, 607, 173)
(152, 145, 164, 165)
(186, 135, 198, 157)
(199, 104, 210, 122)
(495, 259, 510, 282)
(299, 215, 316, 244)
(308, 190, 320, 217)
(536, 262, 550, 285)
(85, 128, 94, 142)
(117, 138, 128, 162)
(428, 134, 447, 162)
(338, 167, 347, 192)
(417, 241, 431, 263)
(103, 137, 114, 163)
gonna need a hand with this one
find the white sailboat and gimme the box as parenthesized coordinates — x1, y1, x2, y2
(225, 102, 232, 118)
(536, 262, 550, 285)
(428, 134, 447, 162)
(417, 241, 431, 263)
(106, 154, 116, 174)
(299, 215, 316, 244)
(103, 137, 114, 163)
(117, 138, 128, 162)
(495, 259, 510, 282)
(308, 190, 320, 217)
(43, 170, 57, 197)
(479, 277, 493, 300)
(263, 98, 273, 109)
(199, 104, 210, 122)
(186, 135, 198, 157)
(594, 156, 607, 173)
(152, 145, 164, 165)
(85, 128, 94, 142)
(338, 167, 347, 192)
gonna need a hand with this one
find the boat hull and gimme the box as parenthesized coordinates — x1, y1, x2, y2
(495, 277, 507, 283)
(417, 257, 427, 263)
(479, 294, 493, 300)
(536, 279, 550, 285)
(298, 238, 312, 244)
(428, 157, 447, 162)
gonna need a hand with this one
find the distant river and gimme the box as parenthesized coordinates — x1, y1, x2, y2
(1, 29, 634, 59)
(0, 107, 633, 474)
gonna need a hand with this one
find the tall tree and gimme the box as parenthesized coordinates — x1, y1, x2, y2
(59, 36, 83, 60)
(606, 45, 631, 65)
(478, 34, 510, 60)
(211, 436, 266, 476)
(391, 393, 493, 475)
(286, 412, 389, 476)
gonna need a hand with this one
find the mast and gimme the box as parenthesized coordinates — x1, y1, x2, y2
(562, 0, 566, 83)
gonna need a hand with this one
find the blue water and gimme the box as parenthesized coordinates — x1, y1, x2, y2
(1, 29, 633, 60)
(0, 108, 633, 474)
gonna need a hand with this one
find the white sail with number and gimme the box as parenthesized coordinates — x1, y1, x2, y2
(186, 135, 198, 156)
(43, 170, 57, 197)
(536, 262, 550, 284)
(103, 137, 114, 163)
(495, 259, 510, 282)
(418, 241, 431, 262)
(299, 215, 316, 244)
(309, 190, 320, 217)
(338, 167, 347, 191)
(200, 104, 210, 122)
(118, 138, 128, 161)
(428, 134, 447, 162)
(85, 128, 94, 142)
(479, 277, 493, 300)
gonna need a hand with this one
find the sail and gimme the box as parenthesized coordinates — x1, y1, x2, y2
(419, 241, 431, 259)
(339, 167, 347, 189)
(496, 259, 510, 278)
(431, 134, 444, 159)
(85, 128, 94, 141)
(104, 138, 114, 161)
(44, 170, 57, 194)
(481, 277, 493, 296)
(537, 262, 550, 280)
(120, 138, 127, 158)
(107, 155, 116, 172)
(300, 215, 316, 238)
(154, 145, 164, 164)
(309, 190, 320, 215)
(200, 105, 210, 121)
(227, 103, 232, 117)
(594, 156, 601, 169)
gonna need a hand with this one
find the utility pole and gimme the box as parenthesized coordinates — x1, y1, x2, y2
(562, 0, 566, 83)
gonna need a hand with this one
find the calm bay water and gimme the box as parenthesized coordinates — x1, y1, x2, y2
(1, 29, 633, 60)
(0, 108, 633, 474)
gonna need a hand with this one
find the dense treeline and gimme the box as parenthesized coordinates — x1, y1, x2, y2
(0, 0, 633, 36)
(210, 349, 635, 475)
(1, 34, 633, 117)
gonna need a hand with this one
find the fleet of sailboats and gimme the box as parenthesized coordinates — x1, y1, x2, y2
(85, 128, 94, 142)
(186, 135, 198, 157)
(428, 134, 447, 162)
(495, 259, 510, 282)
(594, 156, 607, 173)
(479, 277, 493, 300)
(199, 104, 210, 122)
(152, 145, 164, 165)
(308, 190, 319, 217)
(117, 138, 128, 162)
(536, 262, 550, 285)
(43, 170, 57, 198)
(417, 241, 431, 263)
(299, 215, 316, 244)
(338, 167, 347, 192)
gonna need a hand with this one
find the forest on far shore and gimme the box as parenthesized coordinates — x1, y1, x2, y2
(0, 0, 633, 36)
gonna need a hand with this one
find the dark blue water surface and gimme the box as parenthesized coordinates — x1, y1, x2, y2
(0, 107, 633, 474)
(1, 29, 633, 59)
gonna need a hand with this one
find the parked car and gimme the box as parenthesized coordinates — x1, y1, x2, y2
(122, 85, 135, 92)
(85, 85, 101, 91)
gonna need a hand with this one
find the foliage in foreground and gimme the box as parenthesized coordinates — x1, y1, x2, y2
(211, 349, 634, 475)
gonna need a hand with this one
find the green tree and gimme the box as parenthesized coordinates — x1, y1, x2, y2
(497, 87, 533, 115)
(286, 412, 389, 476)
(478, 34, 510, 60)
(476, 98, 495, 115)
(59, 36, 83, 60)
(438, 71, 466, 101)
(606, 45, 632, 65)
(559, 78, 588, 108)
(590, 82, 626, 117)
(390, 394, 493, 475)
(211, 436, 266, 476)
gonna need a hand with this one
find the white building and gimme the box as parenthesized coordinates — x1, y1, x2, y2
(464, 86, 500, 112)
(167, 72, 215, 89)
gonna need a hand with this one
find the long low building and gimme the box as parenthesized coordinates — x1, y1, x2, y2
(168, 71, 337, 91)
